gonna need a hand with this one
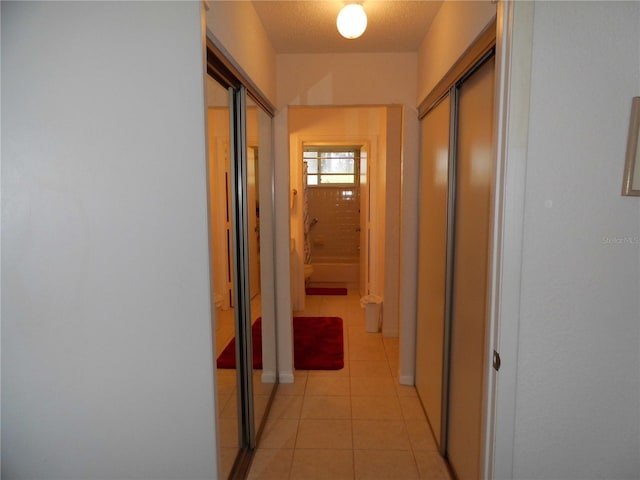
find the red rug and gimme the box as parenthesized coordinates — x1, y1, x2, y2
(217, 316, 344, 370)
(306, 287, 348, 296)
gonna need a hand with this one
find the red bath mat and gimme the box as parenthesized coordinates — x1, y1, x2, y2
(305, 287, 348, 296)
(217, 316, 344, 370)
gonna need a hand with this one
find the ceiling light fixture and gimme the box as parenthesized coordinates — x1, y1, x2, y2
(336, 4, 367, 39)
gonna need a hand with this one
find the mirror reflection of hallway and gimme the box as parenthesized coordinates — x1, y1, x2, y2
(206, 71, 277, 478)
(205, 75, 238, 478)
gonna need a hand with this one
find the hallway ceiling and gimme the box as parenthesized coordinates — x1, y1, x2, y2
(251, 0, 443, 54)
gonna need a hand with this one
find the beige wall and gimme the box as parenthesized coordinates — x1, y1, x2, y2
(205, 0, 277, 103)
(417, 1, 496, 103)
(277, 53, 417, 107)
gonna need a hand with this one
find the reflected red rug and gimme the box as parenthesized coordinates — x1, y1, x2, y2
(306, 287, 348, 296)
(217, 316, 344, 370)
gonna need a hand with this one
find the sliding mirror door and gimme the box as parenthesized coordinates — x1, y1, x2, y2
(205, 75, 238, 478)
(206, 45, 278, 478)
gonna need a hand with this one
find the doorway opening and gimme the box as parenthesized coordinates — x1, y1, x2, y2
(287, 104, 404, 358)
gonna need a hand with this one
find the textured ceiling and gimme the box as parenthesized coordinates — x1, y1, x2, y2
(251, 0, 443, 54)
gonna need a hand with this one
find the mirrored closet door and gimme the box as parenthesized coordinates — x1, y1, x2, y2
(205, 42, 277, 480)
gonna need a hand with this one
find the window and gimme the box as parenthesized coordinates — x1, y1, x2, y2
(304, 147, 360, 186)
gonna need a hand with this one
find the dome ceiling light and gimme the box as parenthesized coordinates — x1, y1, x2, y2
(336, 4, 367, 40)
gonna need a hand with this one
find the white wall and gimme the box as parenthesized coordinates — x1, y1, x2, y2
(511, 2, 640, 477)
(205, 0, 277, 103)
(276, 53, 417, 379)
(417, 0, 496, 103)
(1, 2, 217, 478)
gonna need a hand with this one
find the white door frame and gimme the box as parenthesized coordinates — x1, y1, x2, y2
(483, 1, 534, 478)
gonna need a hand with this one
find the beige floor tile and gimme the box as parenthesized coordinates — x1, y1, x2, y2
(218, 418, 239, 448)
(352, 420, 411, 450)
(349, 333, 384, 348)
(350, 360, 392, 378)
(382, 337, 399, 349)
(350, 376, 396, 396)
(349, 343, 387, 362)
(248, 293, 448, 480)
(351, 395, 403, 420)
(395, 383, 419, 397)
(400, 396, 427, 420)
(307, 365, 350, 377)
(220, 393, 238, 419)
(388, 360, 399, 378)
(216, 371, 237, 395)
(247, 448, 294, 480)
(383, 344, 399, 363)
(413, 450, 451, 479)
(290, 449, 354, 480)
(216, 390, 233, 415)
(278, 373, 308, 396)
(219, 447, 239, 479)
(296, 419, 353, 449)
(405, 420, 439, 451)
(255, 394, 271, 426)
(354, 450, 419, 479)
(349, 336, 384, 350)
(260, 418, 299, 449)
(253, 370, 276, 392)
(268, 394, 304, 420)
(306, 376, 350, 396)
(301, 395, 351, 419)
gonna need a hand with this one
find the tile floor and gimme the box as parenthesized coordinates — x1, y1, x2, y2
(246, 289, 452, 480)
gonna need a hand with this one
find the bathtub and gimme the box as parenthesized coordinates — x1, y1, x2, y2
(309, 259, 359, 287)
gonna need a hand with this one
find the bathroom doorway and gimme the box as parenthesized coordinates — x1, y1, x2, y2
(287, 105, 403, 341)
(288, 106, 386, 314)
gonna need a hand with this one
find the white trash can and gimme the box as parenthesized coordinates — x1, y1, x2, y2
(360, 295, 383, 333)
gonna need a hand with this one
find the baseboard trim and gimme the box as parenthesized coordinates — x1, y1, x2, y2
(279, 371, 295, 384)
(399, 374, 414, 386)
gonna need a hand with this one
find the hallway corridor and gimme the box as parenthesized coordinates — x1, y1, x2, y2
(246, 291, 451, 479)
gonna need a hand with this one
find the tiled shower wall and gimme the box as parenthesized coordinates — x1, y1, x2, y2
(307, 186, 360, 262)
